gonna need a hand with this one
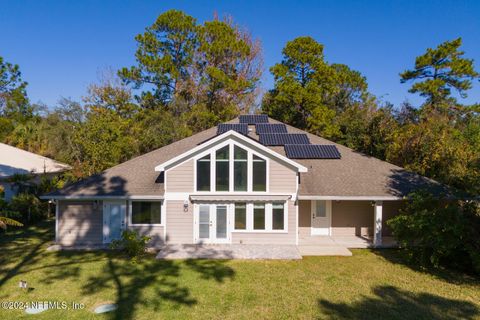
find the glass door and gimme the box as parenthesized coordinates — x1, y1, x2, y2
(196, 204, 230, 243)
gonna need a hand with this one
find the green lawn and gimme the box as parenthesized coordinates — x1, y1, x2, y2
(0, 221, 479, 320)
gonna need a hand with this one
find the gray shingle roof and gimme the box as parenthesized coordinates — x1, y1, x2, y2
(46, 117, 448, 198)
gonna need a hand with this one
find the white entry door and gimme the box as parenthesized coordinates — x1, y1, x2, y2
(311, 200, 331, 235)
(103, 201, 126, 243)
(195, 204, 230, 243)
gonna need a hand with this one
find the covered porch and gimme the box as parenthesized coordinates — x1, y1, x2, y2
(297, 198, 403, 251)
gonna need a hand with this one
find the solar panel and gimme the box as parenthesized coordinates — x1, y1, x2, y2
(259, 134, 310, 146)
(217, 123, 249, 135)
(284, 144, 341, 159)
(255, 123, 288, 134)
(239, 114, 269, 124)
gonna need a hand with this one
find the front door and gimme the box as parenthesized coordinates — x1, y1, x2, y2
(103, 201, 126, 243)
(311, 200, 331, 235)
(195, 204, 230, 243)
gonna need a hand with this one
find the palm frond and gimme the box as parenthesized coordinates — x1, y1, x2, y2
(0, 217, 24, 229)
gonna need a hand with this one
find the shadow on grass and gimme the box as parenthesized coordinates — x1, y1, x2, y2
(318, 285, 480, 320)
(0, 220, 54, 289)
(372, 249, 480, 285)
(43, 250, 235, 320)
(1, 221, 235, 319)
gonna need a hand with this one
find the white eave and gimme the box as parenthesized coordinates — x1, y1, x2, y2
(297, 195, 406, 201)
(39, 195, 165, 200)
(154, 130, 308, 173)
(190, 194, 292, 202)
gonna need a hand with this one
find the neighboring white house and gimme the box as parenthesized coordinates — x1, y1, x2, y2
(0, 143, 71, 201)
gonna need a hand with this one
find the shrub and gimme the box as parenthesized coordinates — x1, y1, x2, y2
(388, 190, 480, 274)
(9, 193, 46, 224)
(110, 229, 151, 261)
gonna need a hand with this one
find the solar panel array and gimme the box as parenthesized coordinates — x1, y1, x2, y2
(239, 114, 269, 124)
(284, 144, 341, 159)
(216, 115, 341, 159)
(259, 133, 310, 146)
(217, 123, 249, 135)
(255, 123, 288, 134)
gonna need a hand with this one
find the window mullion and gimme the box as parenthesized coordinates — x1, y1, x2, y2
(229, 143, 233, 192)
(211, 151, 215, 192)
(247, 151, 253, 192)
(266, 203, 272, 231)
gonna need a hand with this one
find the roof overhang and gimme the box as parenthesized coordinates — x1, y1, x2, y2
(190, 194, 292, 202)
(297, 195, 406, 201)
(154, 130, 308, 173)
(39, 195, 164, 200)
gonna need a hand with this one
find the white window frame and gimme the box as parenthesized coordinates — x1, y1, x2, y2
(193, 140, 270, 193)
(128, 200, 165, 227)
(233, 202, 248, 231)
(232, 201, 288, 233)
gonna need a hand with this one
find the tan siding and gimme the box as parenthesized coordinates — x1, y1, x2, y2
(57, 200, 103, 246)
(298, 200, 311, 236)
(128, 226, 164, 247)
(166, 200, 194, 244)
(382, 200, 406, 236)
(166, 159, 194, 192)
(331, 201, 373, 236)
(231, 200, 296, 244)
(269, 159, 296, 193)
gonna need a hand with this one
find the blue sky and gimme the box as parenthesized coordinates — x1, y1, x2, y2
(1, 0, 479, 108)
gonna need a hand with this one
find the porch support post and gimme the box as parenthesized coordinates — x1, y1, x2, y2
(373, 201, 383, 247)
(55, 200, 59, 244)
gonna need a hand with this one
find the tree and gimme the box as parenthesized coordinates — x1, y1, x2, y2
(262, 36, 368, 138)
(119, 10, 198, 107)
(196, 18, 262, 118)
(388, 190, 480, 274)
(120, 10, 262, 129)
(0, 56, 30, 121)
(400, 38, 479, 113)
(262, 37, 336, 133)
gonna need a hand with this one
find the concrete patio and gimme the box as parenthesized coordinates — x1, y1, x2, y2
(156, 244, 303, 260)
(297, 235, 397, 256)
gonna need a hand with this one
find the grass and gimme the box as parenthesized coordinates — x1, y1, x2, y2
(0, 221, 479, 320)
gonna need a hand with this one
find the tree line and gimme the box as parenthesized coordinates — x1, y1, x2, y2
(1, 9, 479, 195)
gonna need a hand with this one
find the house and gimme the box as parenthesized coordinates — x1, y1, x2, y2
(43, 115, 447, 249)
(0, 143, 71, 201)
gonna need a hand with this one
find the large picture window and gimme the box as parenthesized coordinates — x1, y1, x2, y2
(196, 155, 211, 191)
(215, 146, 229, 191)
(234, 146, 248, 191)
(131, 201, 161, 225)
(195, 143, 267, 192)
(252, 155, 266, 191)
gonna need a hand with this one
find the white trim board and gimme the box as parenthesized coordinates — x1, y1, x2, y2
(155, 130, 308, 173)
(40, 195, 165, 200)
(298, 195, 405, 201)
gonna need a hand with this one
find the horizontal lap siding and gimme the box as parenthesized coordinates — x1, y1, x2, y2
(166, 200, 193, 244)
(167, 160, 194, 192)
(58, 200, 102, 246)
(331, 201, 373, 236)
(269, 160, 296, 193)
(128, 225, 164, 247)
(298, 200, 311, 236)
(231, 200, 296, 245)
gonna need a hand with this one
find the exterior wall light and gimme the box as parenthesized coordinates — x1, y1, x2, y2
(183, 200, 189, 212)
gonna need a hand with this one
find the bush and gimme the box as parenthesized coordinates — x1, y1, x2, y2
(9, 193, 46, 224)
(110, 230, 151, 261)
(388, 190, 480, 274)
